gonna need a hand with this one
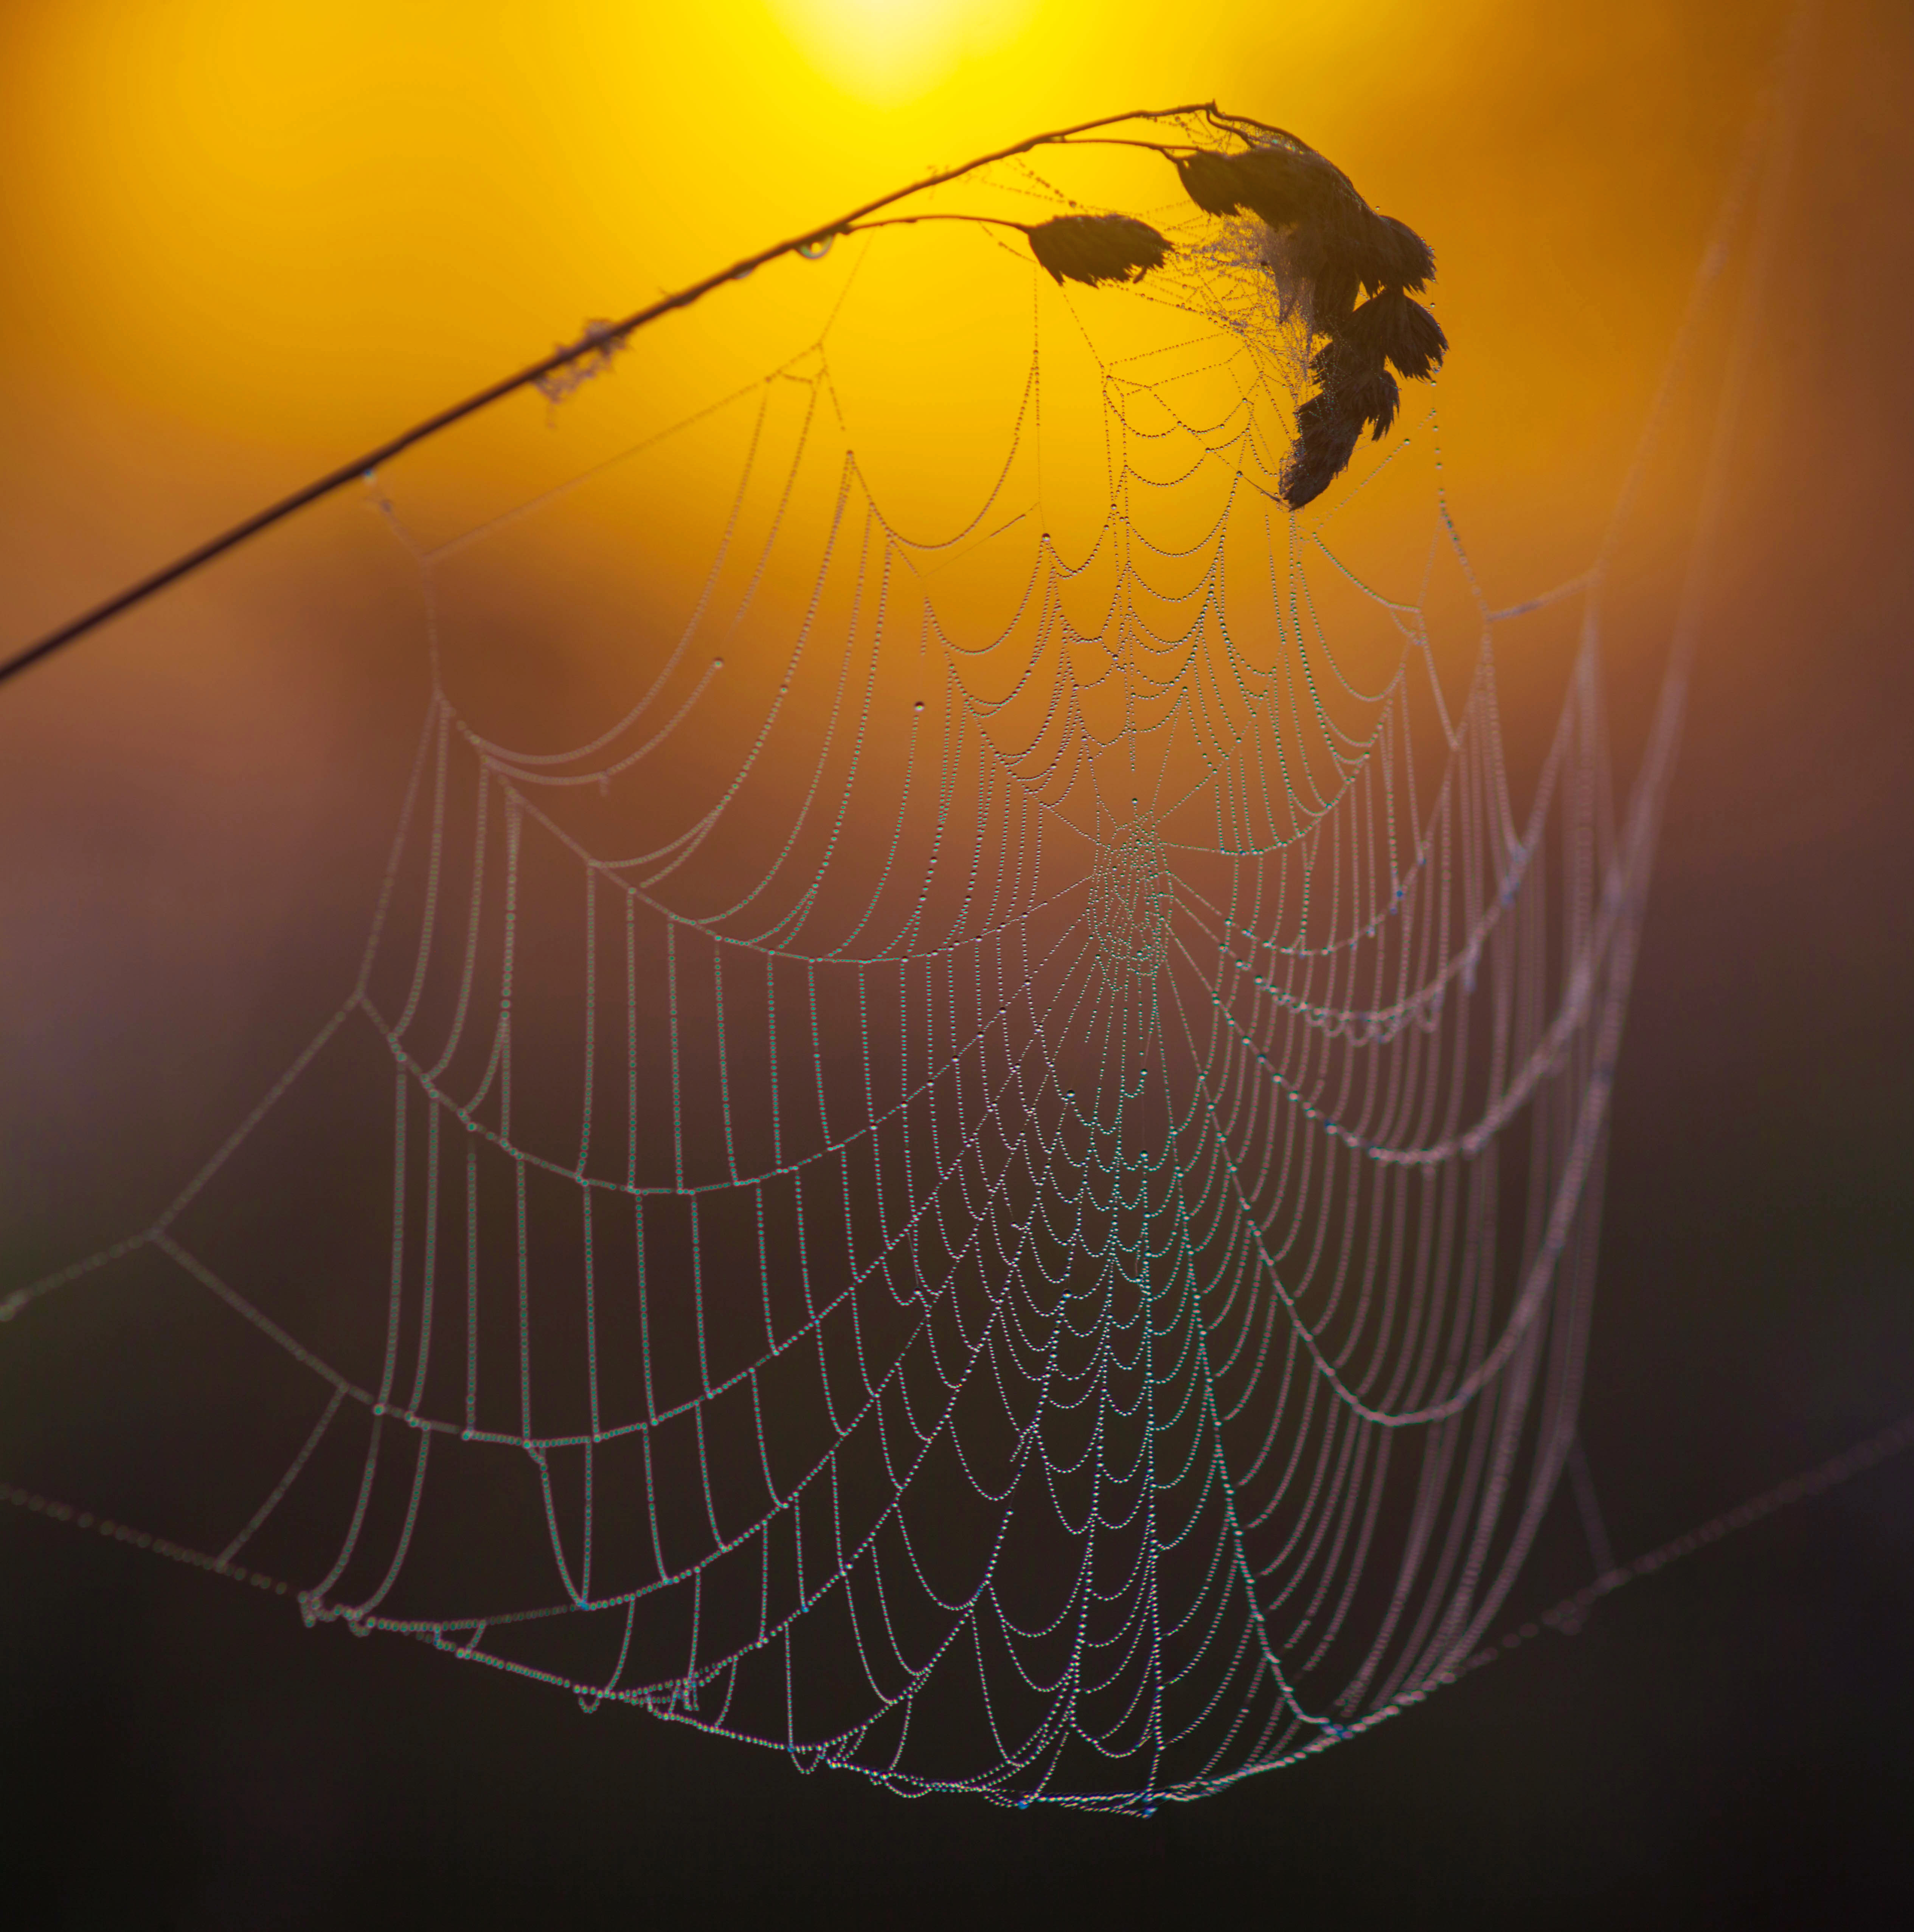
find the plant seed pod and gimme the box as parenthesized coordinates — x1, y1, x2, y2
(1230, 142, 1347, 230)
(1347, 362, 1401, 439)
(1026, 213, 1173, 288)
(1282, 216, 1371, 332)
(1371, 215, 1436, 292)
(1174, 150, 1249, 217)
(1342, 289, 1448, 382)
(1325, 208, 1437, 300)
(1313, 337, 1400, 439)
(1282, 390, 1365, 509)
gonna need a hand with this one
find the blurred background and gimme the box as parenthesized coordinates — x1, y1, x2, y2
(1, 0, 1910, 1922)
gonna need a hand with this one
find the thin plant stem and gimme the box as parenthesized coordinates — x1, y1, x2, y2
(1, 99, 1230, 689)
(842, 213, 1035, 236)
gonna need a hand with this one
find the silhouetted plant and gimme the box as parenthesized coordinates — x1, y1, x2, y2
(1315, 338, 1402, 440)
(6, 102, 1448, 685)
(1342, 287, 1448, 382)
(1171, 131, 1445, 506)
(1026, 213, 1173, 288)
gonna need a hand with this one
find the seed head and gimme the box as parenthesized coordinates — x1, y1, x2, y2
(1027, 214, 1174, 288)
(1313, 336, 1402, 438)
(1174, 149, 1250, 217)
(1342, 289, 1448, 382)
(1282, 391, 1365, 510)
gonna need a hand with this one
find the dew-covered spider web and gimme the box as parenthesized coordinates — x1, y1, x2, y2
(0, 107, 1806, 1812)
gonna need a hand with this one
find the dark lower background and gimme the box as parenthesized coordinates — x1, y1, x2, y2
(6, 1455, 1910, 1928)
(5, 5, 1914, 1926)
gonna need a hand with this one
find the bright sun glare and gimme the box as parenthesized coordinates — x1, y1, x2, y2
(768, 0, 1035, 103)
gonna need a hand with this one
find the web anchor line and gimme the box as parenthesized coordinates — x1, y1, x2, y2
(10, 1401, 1907, 1789)
(1459, 1407, 1914, 1677)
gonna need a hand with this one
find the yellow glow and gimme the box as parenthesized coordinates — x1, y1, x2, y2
(768, 0, 1035, 103)
(0, 0, 1787, 672)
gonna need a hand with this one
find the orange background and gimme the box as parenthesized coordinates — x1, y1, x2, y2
(0, 1, 1805, 1187)
(3, 2, 1914, 1912)
(0, 0, 1791, 627)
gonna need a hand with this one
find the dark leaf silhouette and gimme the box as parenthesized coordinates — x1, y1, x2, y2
(1327, 211, 1438, 301)
(1290, 225, 1365, 330)
(1229, 142, 1351, 230)
(1282, 390, 1365, 509)
(1174, 149, 1251, 217)
(1027, 214, 1172, 288)
(1169, 129, 1444, 508)
(1313, 338, 1401, 440)
(1175, 134, 1437, 360)
(1363, 369, 1402, 439)
(1343, 289, 1448, 381)
(1372, 214, 1436, 292)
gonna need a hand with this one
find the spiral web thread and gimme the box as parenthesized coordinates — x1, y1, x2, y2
(0, 110, 1791, 1812)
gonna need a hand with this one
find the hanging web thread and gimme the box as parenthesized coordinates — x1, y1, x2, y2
(0, 104, 1810, 1812)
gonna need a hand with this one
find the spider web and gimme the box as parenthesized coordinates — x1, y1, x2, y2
(0, 113, 1769, 1812)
